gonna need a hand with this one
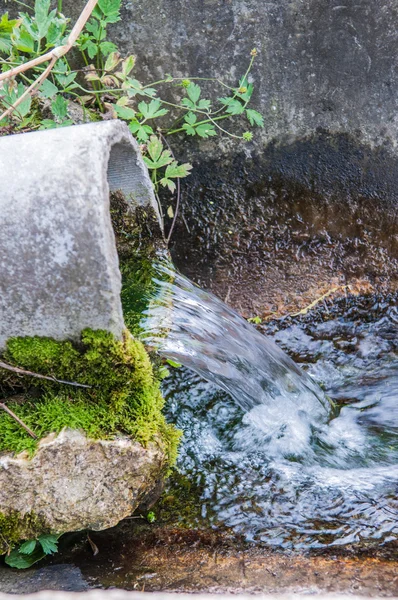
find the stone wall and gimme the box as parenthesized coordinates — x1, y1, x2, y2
(2, 0, 398, 314)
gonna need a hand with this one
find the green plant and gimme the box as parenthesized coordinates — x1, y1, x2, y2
(5, 534, 60, 569)
(0, 0, 263, 233)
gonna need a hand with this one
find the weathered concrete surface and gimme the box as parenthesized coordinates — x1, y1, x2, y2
(18, 0, 398, 314)
(0, 429, 165, 537)
(0, 120, 159, 349)
(0, 595, 396, 600)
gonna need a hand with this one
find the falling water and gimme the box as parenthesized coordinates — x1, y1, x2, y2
(140, 260, 331, 458)
(136, 259, 398, 548)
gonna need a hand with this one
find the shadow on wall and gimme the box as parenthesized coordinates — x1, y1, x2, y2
(171, 131, 398, 316)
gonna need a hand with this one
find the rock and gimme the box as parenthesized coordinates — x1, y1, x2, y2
(0, 429, 165, 546)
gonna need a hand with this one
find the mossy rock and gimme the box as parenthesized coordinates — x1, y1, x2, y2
(0, 329, 181, 553)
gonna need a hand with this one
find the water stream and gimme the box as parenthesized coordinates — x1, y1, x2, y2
(138, 260, 398, 548)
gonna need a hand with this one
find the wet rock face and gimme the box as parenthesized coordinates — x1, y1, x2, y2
(170, 132, 398, 316)
(0, 429, 165, 548)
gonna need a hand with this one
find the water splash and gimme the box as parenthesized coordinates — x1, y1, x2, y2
(140, 260, 330, 458)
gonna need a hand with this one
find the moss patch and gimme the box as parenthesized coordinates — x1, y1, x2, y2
(0, 329, 180, 465)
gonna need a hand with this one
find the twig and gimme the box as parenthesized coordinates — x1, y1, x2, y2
(159, 133, 181, 244)
(0, 403, 37, 439)
(0, 0, 98, 121)
(0, 360, 92, 389)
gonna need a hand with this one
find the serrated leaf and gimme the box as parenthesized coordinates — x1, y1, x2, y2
(218, 96, 235, 106)
(138, 99, 168, 120)
(86, 40, 98, 59)
(225, 99, 245, 115)
(164, 161, 192, 179)
(187, 82, 201, 103)
(143, 149, 173, 169)
(182, 123, 196, 136)
(181, 98, 195, 110)
(5, 547, 45, 569)
(0, 13, 19, 54)
(147, 134, 163, 162)
(19, 539, 37, 555)
(39, 78, 58, 99)
(195, 123, 217, 138)
(14, 29, 35, 53)
(104, 51, 120, 72)
(35, 0, 55, 40)
(122, 55, 135, 77)
(55, 71, 77, 89)
(142, 87, 157, 97)
(38, 534, 59, 555)
(114, 104, 135, 120)
(51, 95, 68, 120)
(116, 96, 129, 106)
(128, 121, 153, 141)
(184, 112, 197, 126)
(100, 41, 117, 56)
(197, 98, 211, 111)
(159, 177, 176, 193)
(98, 0, 121, 19)
(246, 108, 264, 127)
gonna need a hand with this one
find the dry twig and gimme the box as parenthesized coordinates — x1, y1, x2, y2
(0, 402, 37, 439)
(0, 360, 91, 389)
(0, 0, 98, 122)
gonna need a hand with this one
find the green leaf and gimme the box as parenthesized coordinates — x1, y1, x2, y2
(164, 161, 192, 179)
(147, 134, 163, 162)
(39, 79, 58, 99)
(104, 51, 120, 72)
(184, 112, 197, 126)
(143, 149, 173, 169)
(122, 55, 135, 77)
(197, 98, 211, 110)
(181, 123, 196, 136)
(51, 95, 68, 120)
(35, 0, 56, 40)
(55, 71, 77, 89)
(225, 99, 245, 115)
(14, 29, 35, 53)
(85, 39, 98, 59)
(159, 178, 176, 193)
(97, 0, 121, 19)
(114, 104, 136, 120)
(19, 540, 37, 555)
(100, 41, 117, 56)
(195, 123, 217, 138)
(138, 99, 168, 120)
(0, 13, 19, 54)
(246, 108, 264, 127)
(5, 547, 45, 569)
(128, 121, 153, 141)
(187, 82, 201, 103)
(38, 534, 59, 555)
(166, 359, 182, 368)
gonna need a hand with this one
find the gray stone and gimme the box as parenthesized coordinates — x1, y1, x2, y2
(0, 428, 165, 535)
(0, 120, 159, 350)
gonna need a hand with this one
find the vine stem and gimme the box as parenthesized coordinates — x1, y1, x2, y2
(159, 133, 181, 244)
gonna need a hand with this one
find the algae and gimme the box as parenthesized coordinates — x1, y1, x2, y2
(0, 329, 180, 465)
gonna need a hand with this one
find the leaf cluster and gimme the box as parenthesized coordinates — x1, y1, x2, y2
(5, 534, 60, 569)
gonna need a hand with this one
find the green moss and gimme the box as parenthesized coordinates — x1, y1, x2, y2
(0, 329, 181, 465)
(0, 511, 47, 554)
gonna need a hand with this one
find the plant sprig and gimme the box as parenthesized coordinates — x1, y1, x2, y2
(0, 0, 263, 239)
